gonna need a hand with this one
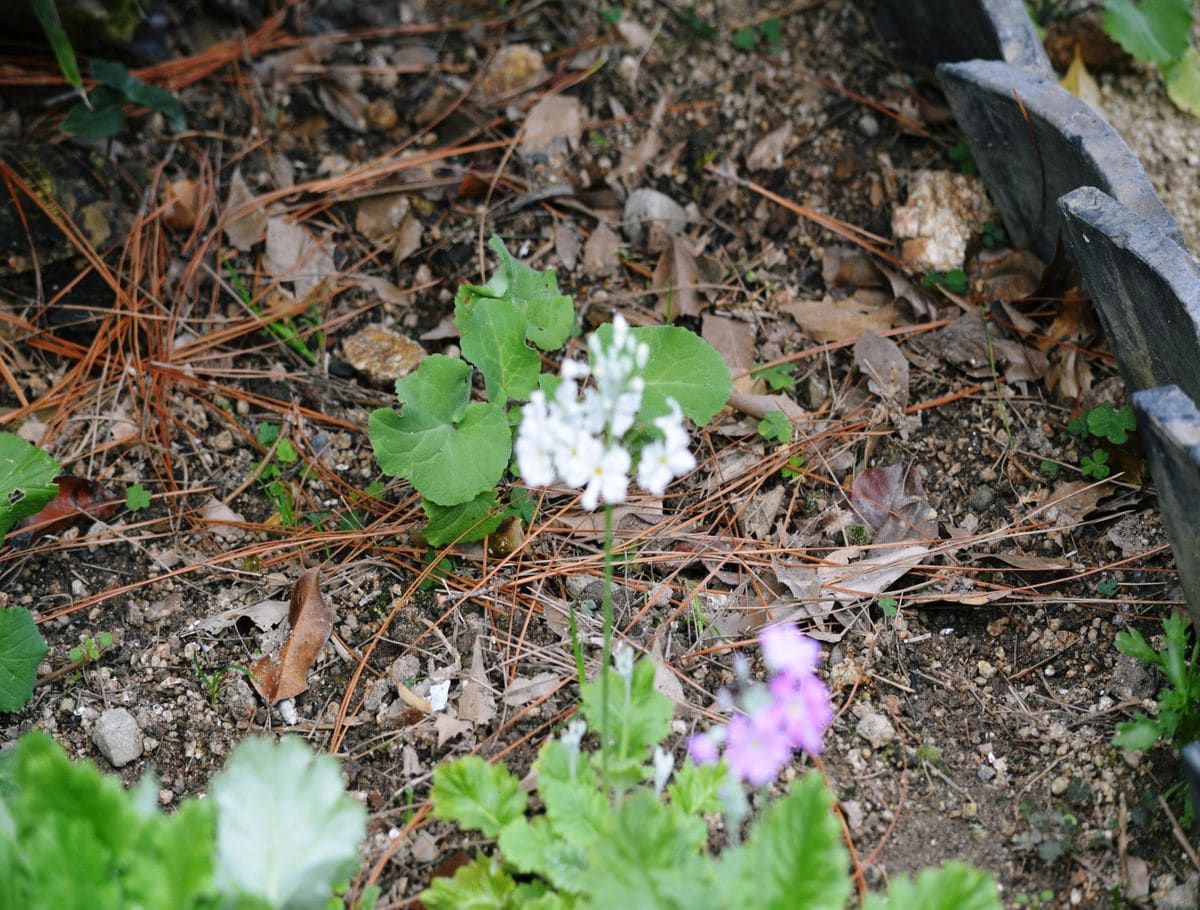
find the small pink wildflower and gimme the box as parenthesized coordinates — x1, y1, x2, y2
(687, 731, 721, 765)
(759, 623, 820, 677)
(769, 671, 834, 756)
(724, 707, 792, 787)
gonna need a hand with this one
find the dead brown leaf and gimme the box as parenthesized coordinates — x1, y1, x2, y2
(746, 124, 794, 172)
(653, 236, 704, 319)
(251, 568, 336, 704)
(520, 95, 582, 159)
(780, 292, 896, 342)
(850, 462, 937, 544)
(583, 222, 620, 277)
(223, 169, 266, 252)
(702, 313, 755, 390)
(973, 249, 1045, 302)
(264, 217, 337, 300)
(823, 246, 886, 291)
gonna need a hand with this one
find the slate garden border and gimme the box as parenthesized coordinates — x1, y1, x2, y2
(880, 0, 1200, 802)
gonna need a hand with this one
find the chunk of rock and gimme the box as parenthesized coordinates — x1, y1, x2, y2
(855, 710, 895, 749)
(342, 325, 426, 385)
(892, 170, 992, 272)
(93, 708, 143, 768)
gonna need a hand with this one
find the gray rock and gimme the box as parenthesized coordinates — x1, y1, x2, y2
(93, 708, 143, 768)
(1059, 187, 1200, 402)
(936, 60, 1183, 260)
(977, 763, 996, 782)
(967, 486, 995, 511)
(855, 711, 895, 749)
(1132, 385, 1200, 630)
(622, 189, 687, 248)
(877, 0, 1051, 74)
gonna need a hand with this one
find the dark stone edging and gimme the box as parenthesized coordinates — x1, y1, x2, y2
(876, 0, 1051, 75)
(883, 1, 1200, 638)
(937, 59, 1184, 260)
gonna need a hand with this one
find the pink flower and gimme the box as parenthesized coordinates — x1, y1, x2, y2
(724, 707, 792, 787)
(759, 624, 820, 678)
(687, 731, 721, 765)
(769, 672, 834, 756)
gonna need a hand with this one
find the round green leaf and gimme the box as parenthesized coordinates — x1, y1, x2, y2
(0, 607, 48, 712)
(0, 433, 60, 540)
(369, 355, 511, 506)
(617, 325, 732, 425)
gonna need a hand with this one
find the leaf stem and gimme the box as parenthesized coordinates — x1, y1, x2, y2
(600, 501, 615, 793)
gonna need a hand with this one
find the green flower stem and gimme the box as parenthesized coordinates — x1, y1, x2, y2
(568, 605, 586, 690)
(600, 501, 615, 793)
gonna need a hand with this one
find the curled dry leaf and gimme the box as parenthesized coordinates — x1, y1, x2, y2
(582, 222, 620, 277)
(263, 217, 337, 301)
(11, 476, 118, 544)
(853, 332, 910, 410)
(251, 568, 336, 704)
(746, 124, 794, 172)
(223, 169, 266, 251)
(850, 462, 937, 545)
(780, 292, 896, 342)
(520, 94, 582, 159)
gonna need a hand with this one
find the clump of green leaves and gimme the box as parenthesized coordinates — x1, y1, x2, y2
(1080, 448, 1111, 479)
(1070, 401, 1136, 444)
(69, 630, 114, 665)
(757, 409, 793, 444)
(781, 453, 806, 482)
(981, 219, 1007, 249)
(731, 18, 782, 54)
(750, 361, 796, 392)
(369, 236, 731, 547)
(1103, 0, 1200, 116)
(125, 483, 151, 511)
(62, 60, 186, 140)
(0, 732, 371, 908)
(923, 268, 969, 294)
(1068, 401, 1136, 481)
(422, 653, 1000, 909)
(0, 433, 60, 711)
(1014, 800, 1078, 864)
(948, 140, 978, 175)
(1112, 611, 1200, 751)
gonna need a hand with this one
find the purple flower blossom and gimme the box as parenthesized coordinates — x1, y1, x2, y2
(724, 707, 792, 787)
(688, 731, 721, 765)
(759, 623, 820, 678)
(769, 671, 834, 756)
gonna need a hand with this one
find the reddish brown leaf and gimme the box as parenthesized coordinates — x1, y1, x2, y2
(12, 476, 119, 544)
(850, 462, 937, 544)
(251, 568, 336, 704)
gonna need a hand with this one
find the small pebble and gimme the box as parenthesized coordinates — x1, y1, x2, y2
(977, 764, 996, 782)
(92, 708, 144, 768)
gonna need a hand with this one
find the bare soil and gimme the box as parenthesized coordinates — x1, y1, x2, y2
(1, 2, 1197, 907)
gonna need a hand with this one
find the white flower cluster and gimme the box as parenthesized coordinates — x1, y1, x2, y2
(515, 315, 696, 510)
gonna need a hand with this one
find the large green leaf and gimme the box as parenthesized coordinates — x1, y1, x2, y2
(211, 737, 365, 910)
(580, 659, 674, 771)
(596, 324, 731, 425)
(369, 356, 511, 506)
(579, 790, 717, 910)
(431, 756, 527, 839)
(0, 433, 60, 541)
(717, 773, 851, 910)
(455, 296, 540, 404)
(1166, 48, 1200, 116)
(420, 854, 518, 910)
(423, 492, 505, 546)
(0, 608, 48, 712)
(862, 862, 1001, 910)
(31, 0, 83, 93)
(1103, 0, 1191, 66)
(455, 236, 575, 352)
(1, 732, 216, 907)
